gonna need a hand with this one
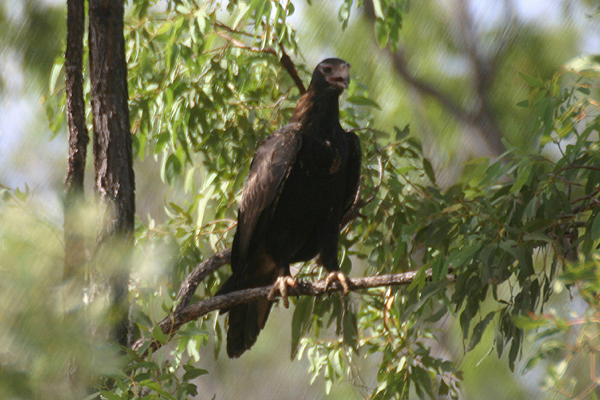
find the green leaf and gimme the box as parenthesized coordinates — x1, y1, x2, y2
(393, 125, 410, 141)
(469, 311, 495, 350)
(342, 305, 358, 351)
(49, 62, 62, 94)
(590, 212, 600, 241)
(460, 304, 474, 340)
(155, 21, 172, 36)
(522, 232, 552, 243)
(183, 366, 208, 380)
(518, 72, 545, 88)
(100, 391, 124, 400)
(375, 20, 389, 48)
(154, 132, 169, 155)
(445, 243, 482, 277)
(346, 95, 381, 109)
(133, 372, 153, 382)
(152, 325, 169, 344)
(184, 166, 196, 193)
(291, 296, 313, 358)
(338, 0, 352, 29)
(162, 153, 182, 185)
(510, 157, 530, 194)
(407, 266, 427, 291)
(422, 158, 436, 185)
(513, 315, 548, 330)
(523, 354, 543, 374)
(508, 330, 522, 372)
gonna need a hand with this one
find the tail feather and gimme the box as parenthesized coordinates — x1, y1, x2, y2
(215, 275, 237, 314)
(216, 261, 277, 358)
(226, 299, 272, 358)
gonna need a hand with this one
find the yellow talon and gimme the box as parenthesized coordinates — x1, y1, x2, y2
(268, 276, 297, 308)
(325, 271, 350, 295)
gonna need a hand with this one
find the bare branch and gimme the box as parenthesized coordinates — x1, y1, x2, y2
(173, 249, 231, 314)
(455, 0, 506, 156)
(278, 43, 306, 94)
(132, 267, 452, 352)
(388, 50, 469, 126)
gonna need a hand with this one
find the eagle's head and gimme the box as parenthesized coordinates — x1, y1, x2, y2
(311, 58, 351, 94)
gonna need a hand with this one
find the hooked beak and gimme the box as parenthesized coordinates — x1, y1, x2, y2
(327, 64, 350, 89)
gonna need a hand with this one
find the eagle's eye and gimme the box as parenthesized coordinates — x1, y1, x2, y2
(321, 66, 332, 74)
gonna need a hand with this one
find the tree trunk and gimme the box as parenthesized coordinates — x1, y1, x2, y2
(88, 0, 135, 346)
(64, 0, 89, 284)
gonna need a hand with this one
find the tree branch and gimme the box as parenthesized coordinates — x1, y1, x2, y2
(278, 43, 306, 94)
(362, 0, 506, 157)
(455, 0, 506, 156)
(132, 267, 451, 352)
(173, 249, 231, 314)
(215, 29, 306, 94)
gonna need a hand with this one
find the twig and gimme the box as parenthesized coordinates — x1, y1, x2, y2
(558, 165, 600, 173)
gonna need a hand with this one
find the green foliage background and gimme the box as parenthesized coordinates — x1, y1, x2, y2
(2, 0, 600, 399)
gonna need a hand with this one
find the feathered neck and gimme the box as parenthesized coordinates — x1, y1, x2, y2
(290, 86, 341, 135)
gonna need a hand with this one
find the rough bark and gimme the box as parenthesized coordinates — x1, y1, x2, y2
(64, 0, 89, 282)
(89, 0, 135, 346)
(64, 1, 89, 395)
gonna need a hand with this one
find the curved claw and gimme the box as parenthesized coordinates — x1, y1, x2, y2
(268, 276, 297, 308)
(325, 271, 350, 295)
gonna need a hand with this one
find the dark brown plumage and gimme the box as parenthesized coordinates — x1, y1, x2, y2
(216, 58, 361, 358)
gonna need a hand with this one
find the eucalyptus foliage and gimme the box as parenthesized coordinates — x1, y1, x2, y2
(37, 0, 600, 399)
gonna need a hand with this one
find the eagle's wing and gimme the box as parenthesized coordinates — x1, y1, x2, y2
(231, 123, 303, 277)
(341, 130, 362, 221)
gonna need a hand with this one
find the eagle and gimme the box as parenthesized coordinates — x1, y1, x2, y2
(216, 58, 361, 358)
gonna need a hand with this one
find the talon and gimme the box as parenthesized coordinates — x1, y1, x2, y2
(325, 271, 350, 295)
(268, 276, 297, 308)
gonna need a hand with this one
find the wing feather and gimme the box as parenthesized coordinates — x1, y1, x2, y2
(342, 130, 362, 218)
(231, 123, 302, 277)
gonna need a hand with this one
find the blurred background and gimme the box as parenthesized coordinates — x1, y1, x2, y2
(1, 0, 599, 399)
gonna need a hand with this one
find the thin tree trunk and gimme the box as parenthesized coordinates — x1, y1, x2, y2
(64, 0, 90, 395)
(88, 0, 135, 346)
(64, 0, 89, 283)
